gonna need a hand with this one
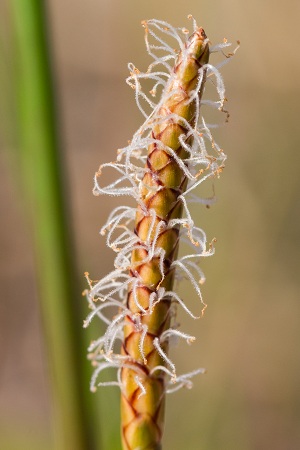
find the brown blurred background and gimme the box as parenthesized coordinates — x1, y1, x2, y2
(1, 1, 300, 449)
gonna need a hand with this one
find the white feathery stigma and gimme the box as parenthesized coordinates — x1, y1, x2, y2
(84, 17, 238, 392)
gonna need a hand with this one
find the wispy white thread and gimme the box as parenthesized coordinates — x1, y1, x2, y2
(84, 17, 237, 392)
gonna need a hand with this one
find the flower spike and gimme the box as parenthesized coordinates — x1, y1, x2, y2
(84, 17, 236, 450)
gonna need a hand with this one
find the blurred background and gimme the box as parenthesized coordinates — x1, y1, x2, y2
(1, 1, 300, 449)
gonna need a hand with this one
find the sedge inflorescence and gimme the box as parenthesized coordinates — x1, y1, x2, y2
(84, 17, 237, 397)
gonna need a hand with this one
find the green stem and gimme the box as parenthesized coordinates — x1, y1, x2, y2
(10, 2, 100, 449)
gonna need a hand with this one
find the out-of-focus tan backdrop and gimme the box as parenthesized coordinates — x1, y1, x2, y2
(1, 1, 300, 449)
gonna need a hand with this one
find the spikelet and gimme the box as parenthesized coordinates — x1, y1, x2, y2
(84, 16, 238, 450)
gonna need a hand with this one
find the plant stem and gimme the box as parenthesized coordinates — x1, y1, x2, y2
(10, 2, 99, 449)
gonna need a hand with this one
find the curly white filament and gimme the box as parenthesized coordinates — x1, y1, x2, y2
(84, 17, 237, 392)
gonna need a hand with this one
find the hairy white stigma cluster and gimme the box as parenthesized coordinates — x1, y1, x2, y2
(84, 17, 238, 394)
